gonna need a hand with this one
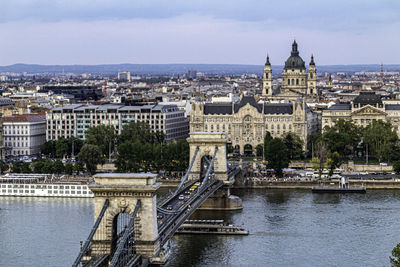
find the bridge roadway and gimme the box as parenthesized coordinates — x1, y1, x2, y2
(157, 179, 224, 246)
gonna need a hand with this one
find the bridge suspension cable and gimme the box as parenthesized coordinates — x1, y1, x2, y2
(109, 200, 142, 267)
(173, 146, 199, 196)
(198, 147, 218, 194)
(72, 199, 110, 267)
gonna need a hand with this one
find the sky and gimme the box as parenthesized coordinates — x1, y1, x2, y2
(0, 0, 399, 65)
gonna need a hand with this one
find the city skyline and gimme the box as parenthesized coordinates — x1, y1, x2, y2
(1, 0, 399, 65)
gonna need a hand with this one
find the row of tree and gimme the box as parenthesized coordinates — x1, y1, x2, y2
(308, 119, 399, 162)
(1, 159, 86, 175)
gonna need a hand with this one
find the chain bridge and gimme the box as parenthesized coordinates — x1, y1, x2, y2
(72, 132, 242, 267)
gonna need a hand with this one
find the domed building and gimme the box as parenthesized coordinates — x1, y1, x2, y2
(263, 40, 317, 100)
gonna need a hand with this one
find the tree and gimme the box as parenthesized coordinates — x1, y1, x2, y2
(327, 151, 341, 177)
(0, 160, 8, 174)
(68, 137, 84, 157)
(263, 131, 273, 160)
(322, 119, 361, 159)
(41, 140, 56, 158)
(74, 160, 85, 174)
(65, 163, 74, 175)
(265, 138, 289, 177)
(42, 159, 54, 174)
(55, 138, 69, 158)
(53, 160, 65, 174)
(393, 161, 400, 174)
(119, 121, 160, 144)
(307, 132, 322, 158)
(283, 132, 304, 160)
(390, 243, 400, 267)
(12, 162, 31, 173)
(78, 144, 104, 175)
(313, 141, 330, 179)
(85, 125, 116, 159)
(363, 120, 398, 162)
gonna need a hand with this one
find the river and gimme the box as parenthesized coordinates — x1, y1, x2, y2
(1, 189, 400, 266)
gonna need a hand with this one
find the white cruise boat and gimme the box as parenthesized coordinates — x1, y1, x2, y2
(0, 173, 93, 198)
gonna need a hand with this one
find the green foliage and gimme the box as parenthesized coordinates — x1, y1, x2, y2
(115, 122, 187, 173)
(327, 151, 341, 177)
(74, 161, 85, 174)
(0, 160, 8, 174)
(53, 160, 65, 174)
(322, 119, 361, 158)
(393, 161, 400, 174)
(263, 131, 273, 160)
(41, 140, 56, 158)
(65, 163, 74, 175)
(11, 161, 31, 173)
(312, 142, 330, 179)
(85, 125, 116, 159)
(390, 243, 400, 267)
(55, 137, 69, 158)
(265, 138, 289, 177)
(41, 137, 83, 159)
(283, 132, 304, 160)
(119, 121, 161, 144)
(363, 120, 398, 162)
(307, 132, 322, 157)
(78, 144, 104, 175)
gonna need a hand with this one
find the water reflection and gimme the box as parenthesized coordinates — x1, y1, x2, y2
(312, 193, 341, 204)
(265, 189, 291, 204)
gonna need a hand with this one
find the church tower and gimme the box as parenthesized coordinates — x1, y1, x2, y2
(307, 54, 317, 95)
(281, 40, 308, 96)
(262, 55, 272, 97)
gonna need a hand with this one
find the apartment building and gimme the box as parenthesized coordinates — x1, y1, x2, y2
(46, 104, 189, 142)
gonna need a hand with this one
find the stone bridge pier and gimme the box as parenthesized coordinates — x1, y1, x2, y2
(89, 173, 162, 263)
(187, 132, 242, 210)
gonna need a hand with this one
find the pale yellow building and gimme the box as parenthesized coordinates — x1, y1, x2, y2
(322, 91, 400, 136)
(190, 95, 318, 154)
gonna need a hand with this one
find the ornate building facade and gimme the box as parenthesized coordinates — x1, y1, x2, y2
(322, 91, 400, 136)
(263, 40, 317, 100)
(190, 95, 318, 154)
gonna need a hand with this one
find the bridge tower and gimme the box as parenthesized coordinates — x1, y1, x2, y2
(89, 173, 163, 263)
(187, 132, 242, 210)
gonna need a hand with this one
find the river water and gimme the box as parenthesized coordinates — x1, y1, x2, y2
(1, 189, 400, 267)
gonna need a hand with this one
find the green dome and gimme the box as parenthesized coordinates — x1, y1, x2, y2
(284, 40, 305, 69)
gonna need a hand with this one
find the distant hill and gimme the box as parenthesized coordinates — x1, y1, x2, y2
(0, 63, 399, 75)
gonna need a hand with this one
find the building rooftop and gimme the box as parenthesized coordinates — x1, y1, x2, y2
(327, 103, 351, 110)
(3, 114, 46, 123)
(353, 91, 382, 106)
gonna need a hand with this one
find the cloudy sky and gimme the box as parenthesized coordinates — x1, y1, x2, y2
(1, 0, 399, 65)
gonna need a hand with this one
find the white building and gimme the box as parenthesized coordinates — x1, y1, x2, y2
(3, 114, 46, 157)
(46, 104, 189, 142)
(117, 72, 131, 81)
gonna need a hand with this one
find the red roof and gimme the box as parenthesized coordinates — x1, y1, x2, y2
(3, 114, 46, 123)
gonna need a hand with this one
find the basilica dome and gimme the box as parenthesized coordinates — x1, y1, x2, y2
(284, 40, 306, 69)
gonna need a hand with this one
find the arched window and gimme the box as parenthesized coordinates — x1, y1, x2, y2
(296, 79, 299, 85)
(288, 79, 290, 85)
